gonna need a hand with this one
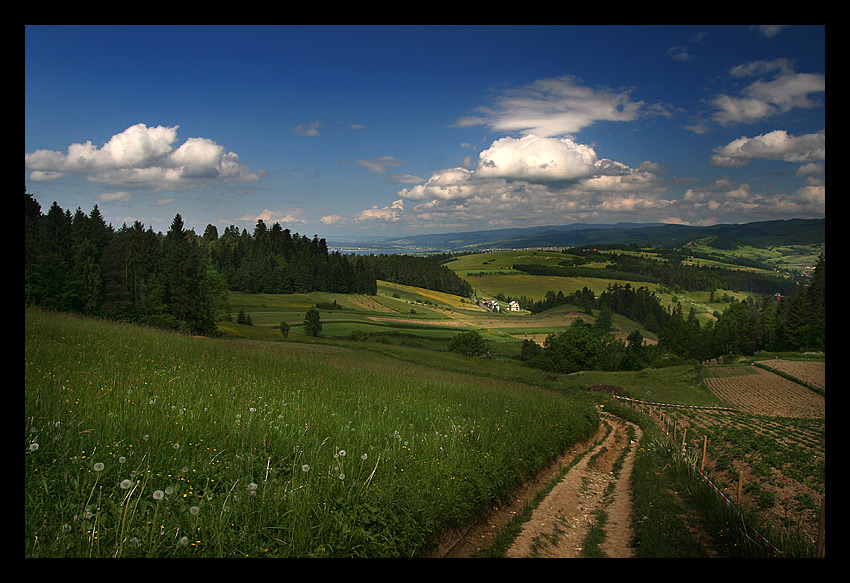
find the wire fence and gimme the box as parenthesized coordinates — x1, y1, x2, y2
(614, 394, 825, 558)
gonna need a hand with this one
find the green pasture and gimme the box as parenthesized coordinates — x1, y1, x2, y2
(462, 272, 662, 302)
(653, 288, 757, 324)
(25, 308, 599, 558)
(447, 250, 579, 275)
(220, 244, 784, 358)
(686, 242, 823, 275)
(228, 282, 477, 328)
(563, 365, 722, 407)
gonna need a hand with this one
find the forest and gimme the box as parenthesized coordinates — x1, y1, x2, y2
(518, 256, 825, 375)
(24, 191, 470, 335)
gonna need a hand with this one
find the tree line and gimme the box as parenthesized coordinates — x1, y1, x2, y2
(517, 254, 825, 374)
(507, 283, 670, 333)
(24, 191, 471, 335)
(512, 247, 800, 297)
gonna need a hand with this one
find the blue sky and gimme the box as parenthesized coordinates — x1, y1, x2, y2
(25, 25, 825, 241)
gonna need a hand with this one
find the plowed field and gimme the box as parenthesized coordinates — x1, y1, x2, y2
(667, 361, 825, 546)
(702, 364, 824, 418)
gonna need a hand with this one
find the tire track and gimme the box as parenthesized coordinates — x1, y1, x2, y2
(506, 412, 641, 558)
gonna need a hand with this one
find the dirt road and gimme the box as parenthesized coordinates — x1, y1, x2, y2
(428, 410, 642, 558)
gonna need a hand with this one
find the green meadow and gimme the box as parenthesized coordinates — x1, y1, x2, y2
(25, 246, 823, 557)
(447, 249, 780, 327)
(25, 308, 599, 557)
(22, 258, 727, 558)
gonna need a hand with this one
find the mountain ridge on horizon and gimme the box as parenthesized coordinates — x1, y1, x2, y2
(332, 217, 825, 251)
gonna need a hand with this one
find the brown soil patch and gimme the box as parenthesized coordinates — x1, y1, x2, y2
(759, 360, 825, 392)
(702, 365, 824, 418)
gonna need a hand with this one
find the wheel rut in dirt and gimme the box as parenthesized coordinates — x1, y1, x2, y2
(428, 410, 642, 558)
(506, 412, 641, 558)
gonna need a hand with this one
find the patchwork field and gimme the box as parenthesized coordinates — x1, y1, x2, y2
(225, 279, 658, 354)
(702, 365, 824, 418)
(659, 361, 825, 546)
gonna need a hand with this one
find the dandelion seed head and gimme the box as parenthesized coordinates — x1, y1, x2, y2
(189, 506, 200, 516)
(28, 443, 39, 453)
(153, 490, 164, 501)
(120, 479, 132, 490)
(93, 462, 104, 472)
(301, 464, 310, 472)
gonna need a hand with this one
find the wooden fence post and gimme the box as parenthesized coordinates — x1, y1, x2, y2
(737, 472, 743, 506)
(701, 435, 707, 475)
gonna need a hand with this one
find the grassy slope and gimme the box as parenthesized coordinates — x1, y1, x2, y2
(25, 308, 600, 558)
(26, 241, 824, 557)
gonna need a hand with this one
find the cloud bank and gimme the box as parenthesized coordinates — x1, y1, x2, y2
(390, 134, 674, 230)
(711, 129, 825, 167)
(359, 57, 825, 231)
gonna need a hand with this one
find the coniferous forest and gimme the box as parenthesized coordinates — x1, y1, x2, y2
(24, 190, 470, 335)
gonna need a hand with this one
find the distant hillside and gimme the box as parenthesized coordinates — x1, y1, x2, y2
(374, 222, 663, 250)
(371, 218, 824, 251)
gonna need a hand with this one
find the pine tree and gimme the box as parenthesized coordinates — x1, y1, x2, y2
(303, 308, 322, 337)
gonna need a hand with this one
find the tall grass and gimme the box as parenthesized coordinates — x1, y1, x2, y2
(25, 309, 597, 557)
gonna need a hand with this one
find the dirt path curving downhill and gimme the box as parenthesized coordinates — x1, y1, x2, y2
(427, 410, 642, 558)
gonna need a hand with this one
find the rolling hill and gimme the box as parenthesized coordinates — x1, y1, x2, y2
(346, 218, 825, 252)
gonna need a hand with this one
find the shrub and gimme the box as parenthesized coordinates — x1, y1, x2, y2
(449, 330, 489, 357)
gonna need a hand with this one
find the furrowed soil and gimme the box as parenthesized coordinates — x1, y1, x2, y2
(426, 410, 642, 558)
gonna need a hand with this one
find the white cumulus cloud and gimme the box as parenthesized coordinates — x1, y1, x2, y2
(25, 123, 265, 189)
(710, 60, 824, 125)
(711, 129, 825, 167)
(396, 133, 670, 227)
(476, 134, 622, 182)
(355, 199, 404, 223)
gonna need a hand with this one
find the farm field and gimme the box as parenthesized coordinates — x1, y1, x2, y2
(225, 280, 657, 353)
(756, 359, 825, 393)
(684, 241, 824, 277)
(444, 249, 770, 326)
(656, 361, 825, 546)
(224, 246, 788, 349)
